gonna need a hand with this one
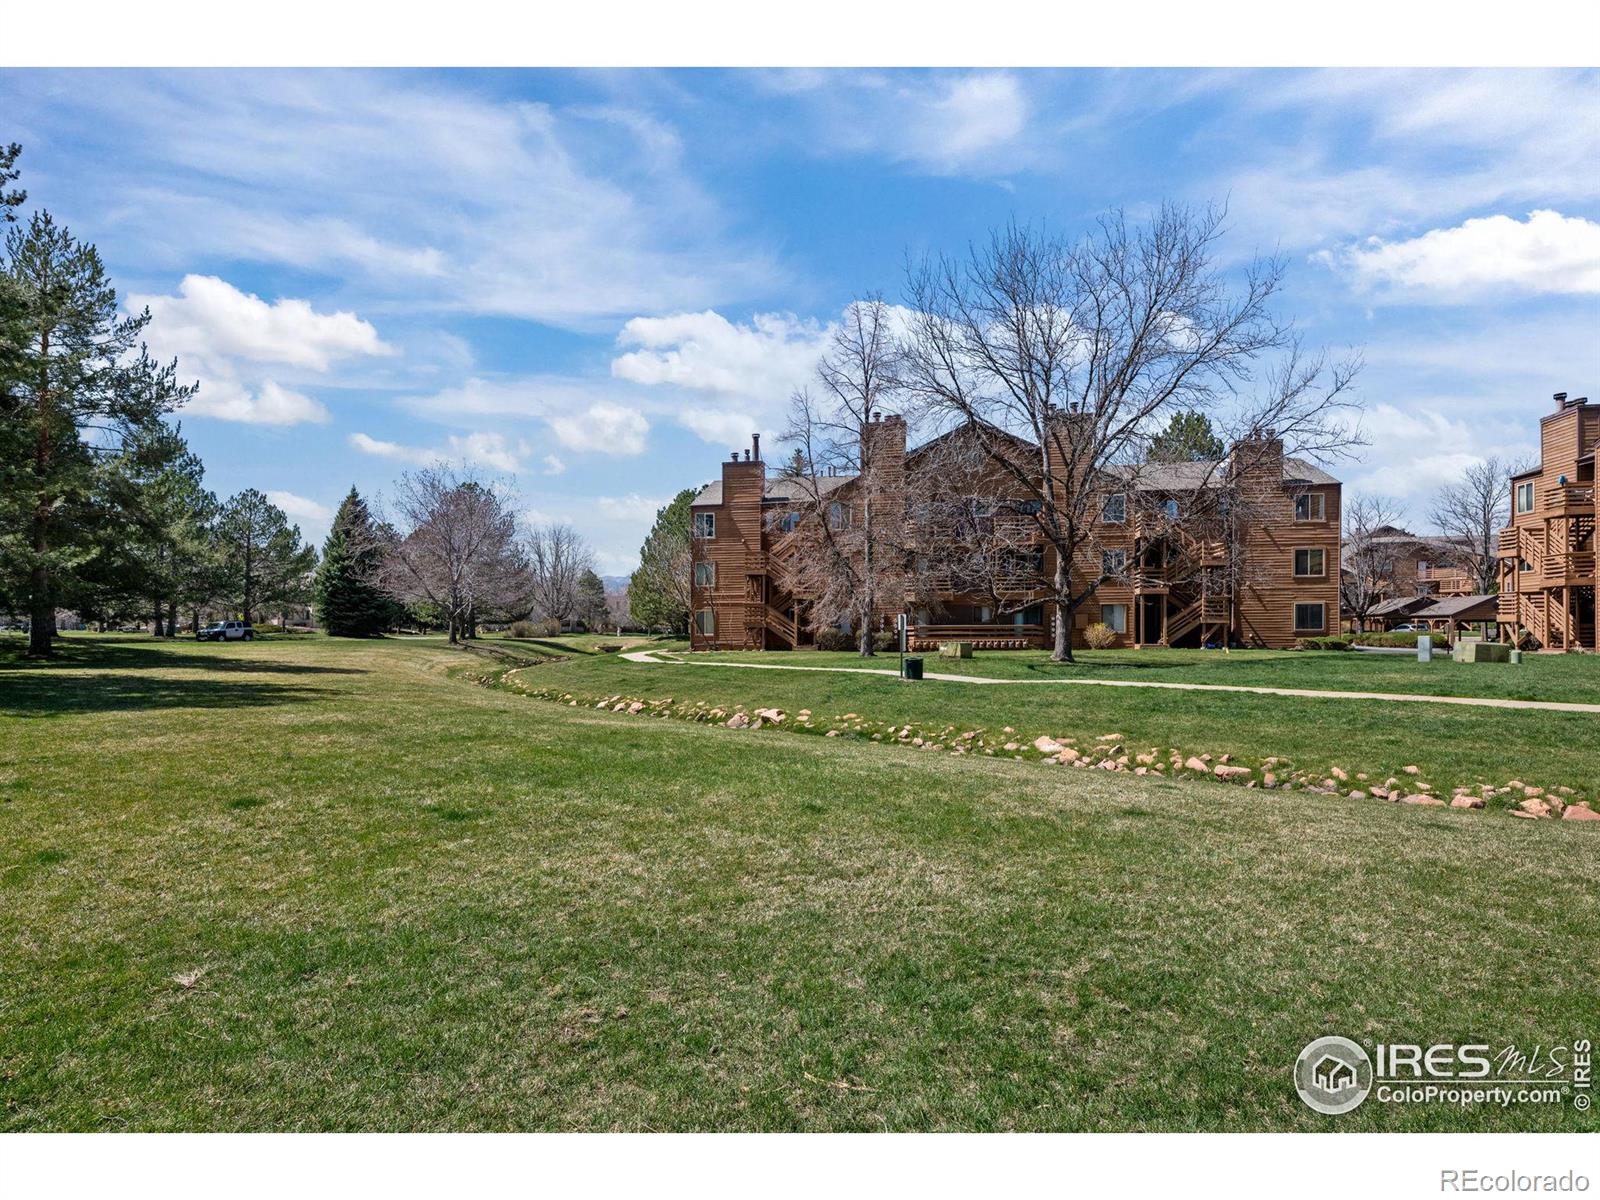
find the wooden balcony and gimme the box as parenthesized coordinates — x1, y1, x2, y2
(1542, 550, 1597, 588)
(1415, 564, 1477, 595)
(1543, 483, 1596, 518)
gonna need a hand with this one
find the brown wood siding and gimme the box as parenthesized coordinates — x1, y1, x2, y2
(686, 427, 1344, 652)
(689, 457, 767, 650)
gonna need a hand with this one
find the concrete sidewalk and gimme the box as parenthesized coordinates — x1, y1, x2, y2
(617, 650, 1600, 715)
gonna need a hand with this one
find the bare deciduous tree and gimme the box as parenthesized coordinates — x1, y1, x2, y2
(1429, 456, 1528, 594)
(524, 521, 594, 630)
(1340, 493, 1408, 632)
(382, 466, 526, 644)
(779, 297, 915, 656)
(900, 206, 1361, 661)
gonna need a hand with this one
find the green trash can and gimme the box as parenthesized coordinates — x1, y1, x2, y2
(902, 656, 923, 680)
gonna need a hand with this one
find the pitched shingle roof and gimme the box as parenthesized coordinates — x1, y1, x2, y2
(692, 473, 856, 507)
(1413, 594, 1499, 619)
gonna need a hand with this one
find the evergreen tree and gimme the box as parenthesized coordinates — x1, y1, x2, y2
(1149, 411, 1225, 463)
(2, 206, 194, 654)
(575, 568, 609, 631)
(314, 486, 395, 636)
(105, 422, 215, 635)
(628, 487, 696, 635)
(215, 489, 316, 625)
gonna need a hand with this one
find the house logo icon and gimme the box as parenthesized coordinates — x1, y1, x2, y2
(1294, 1036, 1373, 1115)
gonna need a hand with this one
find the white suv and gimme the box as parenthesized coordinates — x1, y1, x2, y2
(197, 620, 254, 642)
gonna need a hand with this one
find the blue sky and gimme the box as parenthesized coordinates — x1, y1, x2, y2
(3, 68, 1597, 570)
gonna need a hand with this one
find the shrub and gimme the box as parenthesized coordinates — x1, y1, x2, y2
(1083, 622, 1117, 649)
(872, 629, 899, 652)
(1350, 631, 1446, 648)
(1295, 636, 1351, 651)
(815, 628, 853, 651)
(507, 618, 560, 639)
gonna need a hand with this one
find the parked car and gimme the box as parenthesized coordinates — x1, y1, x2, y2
(197, 620, 254, 642)
(1390, 622, 1430, 633)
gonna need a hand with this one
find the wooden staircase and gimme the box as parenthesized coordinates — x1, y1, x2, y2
(744, 529, 801, 648)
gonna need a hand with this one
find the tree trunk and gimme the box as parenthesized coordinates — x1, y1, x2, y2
(27, 561, 51, 657)
(1051, 557, 1075, 663)
(153, 597, 166, 638)
(167, 601, 179, 637)
(27, 331, 54, 659)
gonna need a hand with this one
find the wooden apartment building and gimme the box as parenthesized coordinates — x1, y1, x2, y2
(688, 417, 1342, 652)
(1496, 392, 1598, 651)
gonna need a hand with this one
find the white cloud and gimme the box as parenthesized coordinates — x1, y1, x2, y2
(402, 376, 651, 456)
(1341, 403, 1527, 502)
(186, 379, 330, 426)
(1202, 69, 1600, 252)
(755, 70, 1036, 176)
(546, 402, 649, 455)
(137, 274, 394, 370)
(265, 490, 333, 522)
(595, 493, 668, 521)
(912, 74, 1029, 170)
(541, 454, 566, 476)
(1327, 211, 1600, 299)
(24, 72, 776, 329)
(349, 432, 431, 465)
(611, 308, 831, 444)
(132, 274, 392, 426)
(349, 430, 528, 473)
(610, 302, 921, 446)
(446, 432, 525, 473)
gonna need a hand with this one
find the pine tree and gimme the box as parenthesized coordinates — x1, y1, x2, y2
(575, 568, 609, 631)
(1149, 411, 1225, 463)
(215, 489, 315, 625)
(3, 205, 194, 654)
(628, 487, 696, 635)
(314, 486, 394, 637)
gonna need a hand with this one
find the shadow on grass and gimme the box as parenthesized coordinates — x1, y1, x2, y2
(0, 671, 339, 719)
(494, 637, 599, 657)
(0, 637, 365, 677)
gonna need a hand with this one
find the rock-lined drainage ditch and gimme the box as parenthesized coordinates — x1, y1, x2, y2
(491, 667, 1598, 824)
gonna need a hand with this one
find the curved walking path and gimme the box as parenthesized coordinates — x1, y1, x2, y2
(618, 650, 1600, 715)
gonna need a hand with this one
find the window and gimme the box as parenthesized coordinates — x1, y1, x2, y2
(1101, 548, 1127, 577)
(1100, 603, 1127, 634)
(694, 609, 715, 637)
(692, 512, 715, 539)
(1294, 493, 1326, 522)
(693, 561, 715, 588)
(1293, 548, 1326, 577)
(1515, 481, 1535, 514)
(1293, 602, 1325, 632)
(1013, 604, 1044, 627)
(1102, 493, 1127, 524)
(1163, 498, 1179, 520)
(828, 501, 849, 529)
(1013, 498, 1042, 516)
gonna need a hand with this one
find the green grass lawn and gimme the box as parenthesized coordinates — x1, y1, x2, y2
(1, 634, 1596, 1131)
(691, 645, 1600, 704)
(510, 648, 1600, 808)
